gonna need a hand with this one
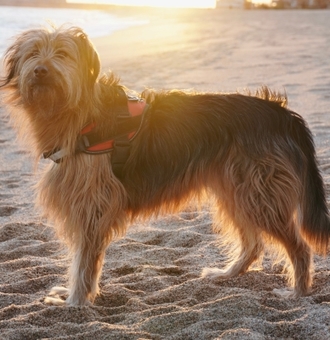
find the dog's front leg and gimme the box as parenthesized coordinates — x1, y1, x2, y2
(66, 242, 106, 306)
(45, 234, 107, 306)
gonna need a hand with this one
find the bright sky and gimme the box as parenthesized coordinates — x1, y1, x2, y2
(67, 0, 217, 8)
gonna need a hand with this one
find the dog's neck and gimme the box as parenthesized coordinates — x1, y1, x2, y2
(24, 103, 96, 162)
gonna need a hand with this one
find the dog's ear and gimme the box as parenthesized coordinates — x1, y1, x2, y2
(0, 29, 38, 89)
(0, 39, 21, 88)
(73, 28, 100, 85)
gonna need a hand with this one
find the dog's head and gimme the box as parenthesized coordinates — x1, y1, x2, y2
(1, 26, 100, 114)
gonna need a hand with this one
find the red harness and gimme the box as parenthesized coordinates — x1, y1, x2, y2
(79, 98, 148, 153)
(44, 92, 149, 179)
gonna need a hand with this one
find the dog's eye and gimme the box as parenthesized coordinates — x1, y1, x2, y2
(57, 51, 69, 59)
(28, 50, 39, 59)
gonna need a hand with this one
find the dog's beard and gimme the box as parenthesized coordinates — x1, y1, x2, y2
(24, 81, 64, 115)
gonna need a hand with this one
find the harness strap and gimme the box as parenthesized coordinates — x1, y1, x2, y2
(78, 114, 144, 152)
(43, 148, 67, 164)
(111, 88, 133, 179)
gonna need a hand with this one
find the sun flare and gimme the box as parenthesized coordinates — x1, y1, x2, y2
(68, 0, 217, 9)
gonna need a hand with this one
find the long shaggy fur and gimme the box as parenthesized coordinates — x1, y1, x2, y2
(1, 26, 330, 305)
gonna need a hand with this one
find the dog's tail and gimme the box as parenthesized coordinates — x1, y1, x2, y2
(292, 112, 330, 254)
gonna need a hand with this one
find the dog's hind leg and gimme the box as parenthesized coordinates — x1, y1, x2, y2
(269, 222, 312, 298)
(202, 160, 265, 280)
(202, 216, 264, 279)
(202, 151, 313, 297)
(232, 154, 312, 298)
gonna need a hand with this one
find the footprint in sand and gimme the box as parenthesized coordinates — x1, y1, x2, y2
(0, 206, 18, 217)
(3, 178, 20, 189)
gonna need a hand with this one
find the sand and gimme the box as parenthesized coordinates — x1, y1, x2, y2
(1, 7, 330, 340)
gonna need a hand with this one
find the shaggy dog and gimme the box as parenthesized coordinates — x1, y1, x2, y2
(1, 26, 329, 306)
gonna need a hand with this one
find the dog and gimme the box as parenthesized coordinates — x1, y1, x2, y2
(1, 26, 329, 306)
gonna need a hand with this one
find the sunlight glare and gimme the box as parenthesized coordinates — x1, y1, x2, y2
(68, 0, 216, 9)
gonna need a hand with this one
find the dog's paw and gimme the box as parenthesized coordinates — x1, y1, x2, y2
(44, 286, 69, 305)
(44, 296, 67, 305)
(201, 267, 232, 280)
(273, 288, 300, 299)
(45, 286, 92, 306)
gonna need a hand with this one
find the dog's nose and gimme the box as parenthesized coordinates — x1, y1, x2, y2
(34, 65, 48, 78)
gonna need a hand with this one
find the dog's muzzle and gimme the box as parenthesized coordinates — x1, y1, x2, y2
(32, 65, 51, 85)
(34, 65, 48, 78)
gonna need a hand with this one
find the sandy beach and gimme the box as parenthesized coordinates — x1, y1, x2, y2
(1, 7, 330, 339)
